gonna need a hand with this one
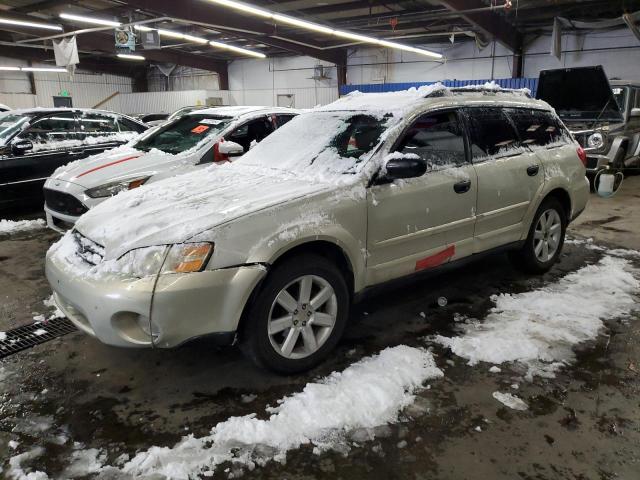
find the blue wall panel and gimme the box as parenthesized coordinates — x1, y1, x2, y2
(340, 78, 538, 97)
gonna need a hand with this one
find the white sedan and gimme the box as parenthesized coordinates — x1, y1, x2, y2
(43, 106, 298, 231)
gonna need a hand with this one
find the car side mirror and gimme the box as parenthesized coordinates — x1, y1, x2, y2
(11, 139, 33, 155)
(218, 141, 244, 157)
(630, 108, 640, 118)
(383, 153, 427, 180)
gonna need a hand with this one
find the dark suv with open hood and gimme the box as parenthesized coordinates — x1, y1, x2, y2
(537, 65, 640, 175)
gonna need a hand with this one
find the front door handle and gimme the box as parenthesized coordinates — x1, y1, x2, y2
(453, 179, 471, 194)
(527, 165, 540, 176)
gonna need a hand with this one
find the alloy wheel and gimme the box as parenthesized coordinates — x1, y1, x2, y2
(267, 274, 338, 359)
(533, 208, 562, 262)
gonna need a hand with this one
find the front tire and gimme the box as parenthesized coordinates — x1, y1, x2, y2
(509, 197, 566, 274)
(240, 254, 349, 374)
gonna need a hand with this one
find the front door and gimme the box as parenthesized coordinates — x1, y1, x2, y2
(464, 107, 545, 252)
(366, 110, 477, 285)
(0, 112, 79, 206)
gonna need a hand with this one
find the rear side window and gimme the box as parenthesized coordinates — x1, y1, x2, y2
(228, 117, 274, 151)
(78, 112, 119, 135)
(464, 107, 519, 160)
(396, 111, 467, 168)
(506, 108, 567, 147)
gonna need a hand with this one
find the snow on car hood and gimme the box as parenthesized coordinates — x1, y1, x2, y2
(75, 163, 330, 260)
(48, 144, 182, 188)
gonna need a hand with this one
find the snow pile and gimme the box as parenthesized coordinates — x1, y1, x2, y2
(433, 256, 638, 379)
(78, 346, 442, 479)
(0, 219, 45, 235)
(6, 447, 49, 480)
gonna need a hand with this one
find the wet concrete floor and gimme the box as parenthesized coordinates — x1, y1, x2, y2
(1, 178, 639, 479)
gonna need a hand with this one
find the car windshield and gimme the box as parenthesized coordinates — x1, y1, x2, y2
(612, 87, 628, 112)
(241, 111, 392, 177)
(133, 114, 232, 154)
(0, 113, 32, 145)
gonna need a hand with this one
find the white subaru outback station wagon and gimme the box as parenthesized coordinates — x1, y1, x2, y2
(46, 85, 589, 373)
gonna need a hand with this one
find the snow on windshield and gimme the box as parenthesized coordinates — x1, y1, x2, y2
(241, 111, 394, 178)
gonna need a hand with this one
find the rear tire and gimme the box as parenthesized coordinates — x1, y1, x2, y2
(240, 254, 349, 374)
(509, 197, 567, 274)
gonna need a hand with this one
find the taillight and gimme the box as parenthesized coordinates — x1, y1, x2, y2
(576, 146, 587, 167)
(213, 141, 229, 162)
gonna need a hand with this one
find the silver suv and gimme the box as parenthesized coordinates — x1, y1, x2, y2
(46, 85, 590, 373)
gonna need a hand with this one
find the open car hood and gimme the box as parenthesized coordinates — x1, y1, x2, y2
(536, 66, 623, 122)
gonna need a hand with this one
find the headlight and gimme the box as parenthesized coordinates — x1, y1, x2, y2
(161, 243, 213, 273)
(115, 243, 213, 278)
(587, 132, 605, 150)
(85, 176, 150, 198)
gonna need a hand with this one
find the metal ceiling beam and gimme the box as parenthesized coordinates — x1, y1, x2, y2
(10, 0, 70, 14)
(439, 0, 522, 51)
(122, 0, 348, 65)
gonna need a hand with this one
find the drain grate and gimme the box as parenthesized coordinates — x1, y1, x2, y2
(0, 318, 77, 359)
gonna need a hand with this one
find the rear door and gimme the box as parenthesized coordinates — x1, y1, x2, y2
(77, 112, 124, 158)
(366, 109, 477, 284)
(1, 112, 79, 204)
(464, 107, 545, 252)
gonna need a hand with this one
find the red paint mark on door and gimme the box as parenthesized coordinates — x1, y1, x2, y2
(415, 245, 456, 271)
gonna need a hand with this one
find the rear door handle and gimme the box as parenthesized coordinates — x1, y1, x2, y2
(527, 165, 540, 176)
(453, 179, 471, 194)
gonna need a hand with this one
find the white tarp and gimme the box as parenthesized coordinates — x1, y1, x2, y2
(53, 36, 78, 67)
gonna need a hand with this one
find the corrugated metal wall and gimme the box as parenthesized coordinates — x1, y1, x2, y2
(340, 77, 539, 97)
(102, 89, 233, 115)
(227, 87, 338, 108)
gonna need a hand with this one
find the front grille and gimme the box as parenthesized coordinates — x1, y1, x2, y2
(44, 188, 88, 217)
(586, 156, 598, 169)
(573, 132, 588, 148)
(0, 318, 77, 359)
(72, 230, 104, 266)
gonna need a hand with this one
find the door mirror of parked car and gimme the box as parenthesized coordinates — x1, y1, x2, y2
(11, 139, 33, 155)
(383, 153, 427, 180)
(630, 108, 640, 118)
(218, 141, 244, 157)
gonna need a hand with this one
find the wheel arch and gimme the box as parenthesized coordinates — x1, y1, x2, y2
(544, 187, 572, 221)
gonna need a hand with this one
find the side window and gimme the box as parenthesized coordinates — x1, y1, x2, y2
(395, 111, 467, 169)
(506, 109, 567, 147)
(20, 112, 77, 146)
(118, 117, 146, 133)
(228, 117, 274, 151)
(633, 88, 640, 109)
(464, 107, 520, 160)
(275, 114, 296, 128)
(78, 112, 119, 137)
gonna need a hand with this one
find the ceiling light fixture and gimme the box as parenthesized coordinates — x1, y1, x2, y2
(204, 0, 443, 59)
(0, 66, 21, 71)
(60, 13, 121, 27)
(0, 17, 62, 31)
(209, 40, 266, 58)
(21, 67, 67, 72)
(117, 53, 145, 61)
(134, 25, 153, 32)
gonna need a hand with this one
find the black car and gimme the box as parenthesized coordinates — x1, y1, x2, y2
(0, 108, 147, 210)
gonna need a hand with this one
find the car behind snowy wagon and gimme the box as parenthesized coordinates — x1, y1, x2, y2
(43, 106, 298, 231)
(46, 85, 589, 373)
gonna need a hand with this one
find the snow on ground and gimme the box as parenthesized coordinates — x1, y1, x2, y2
(432, 255, 639, 379)
(63, 346, 442, 479)
(0, 219, 45, 235)
(492, 392, 529, 411)
(6, 447, 49, 480)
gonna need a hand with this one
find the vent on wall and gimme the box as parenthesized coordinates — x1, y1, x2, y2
(311, 65, 331, 81)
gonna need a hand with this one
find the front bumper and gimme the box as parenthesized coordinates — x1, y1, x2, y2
(46, 252, 267, 348)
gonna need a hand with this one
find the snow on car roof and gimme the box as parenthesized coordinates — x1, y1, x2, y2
(317, 82, 538, 116)
(190, 106, 296, 117)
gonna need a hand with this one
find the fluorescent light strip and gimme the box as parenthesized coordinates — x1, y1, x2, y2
(117, 53, 145, 61)
(22, 67, 67, 72)
(209, 40, 266, 58)
(0, 66, 21, 71)
(0, 17, 62, 31)
(60, 13, 121, 27)
(204, 0, 443, 59)
(134, 25, 153, 32)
